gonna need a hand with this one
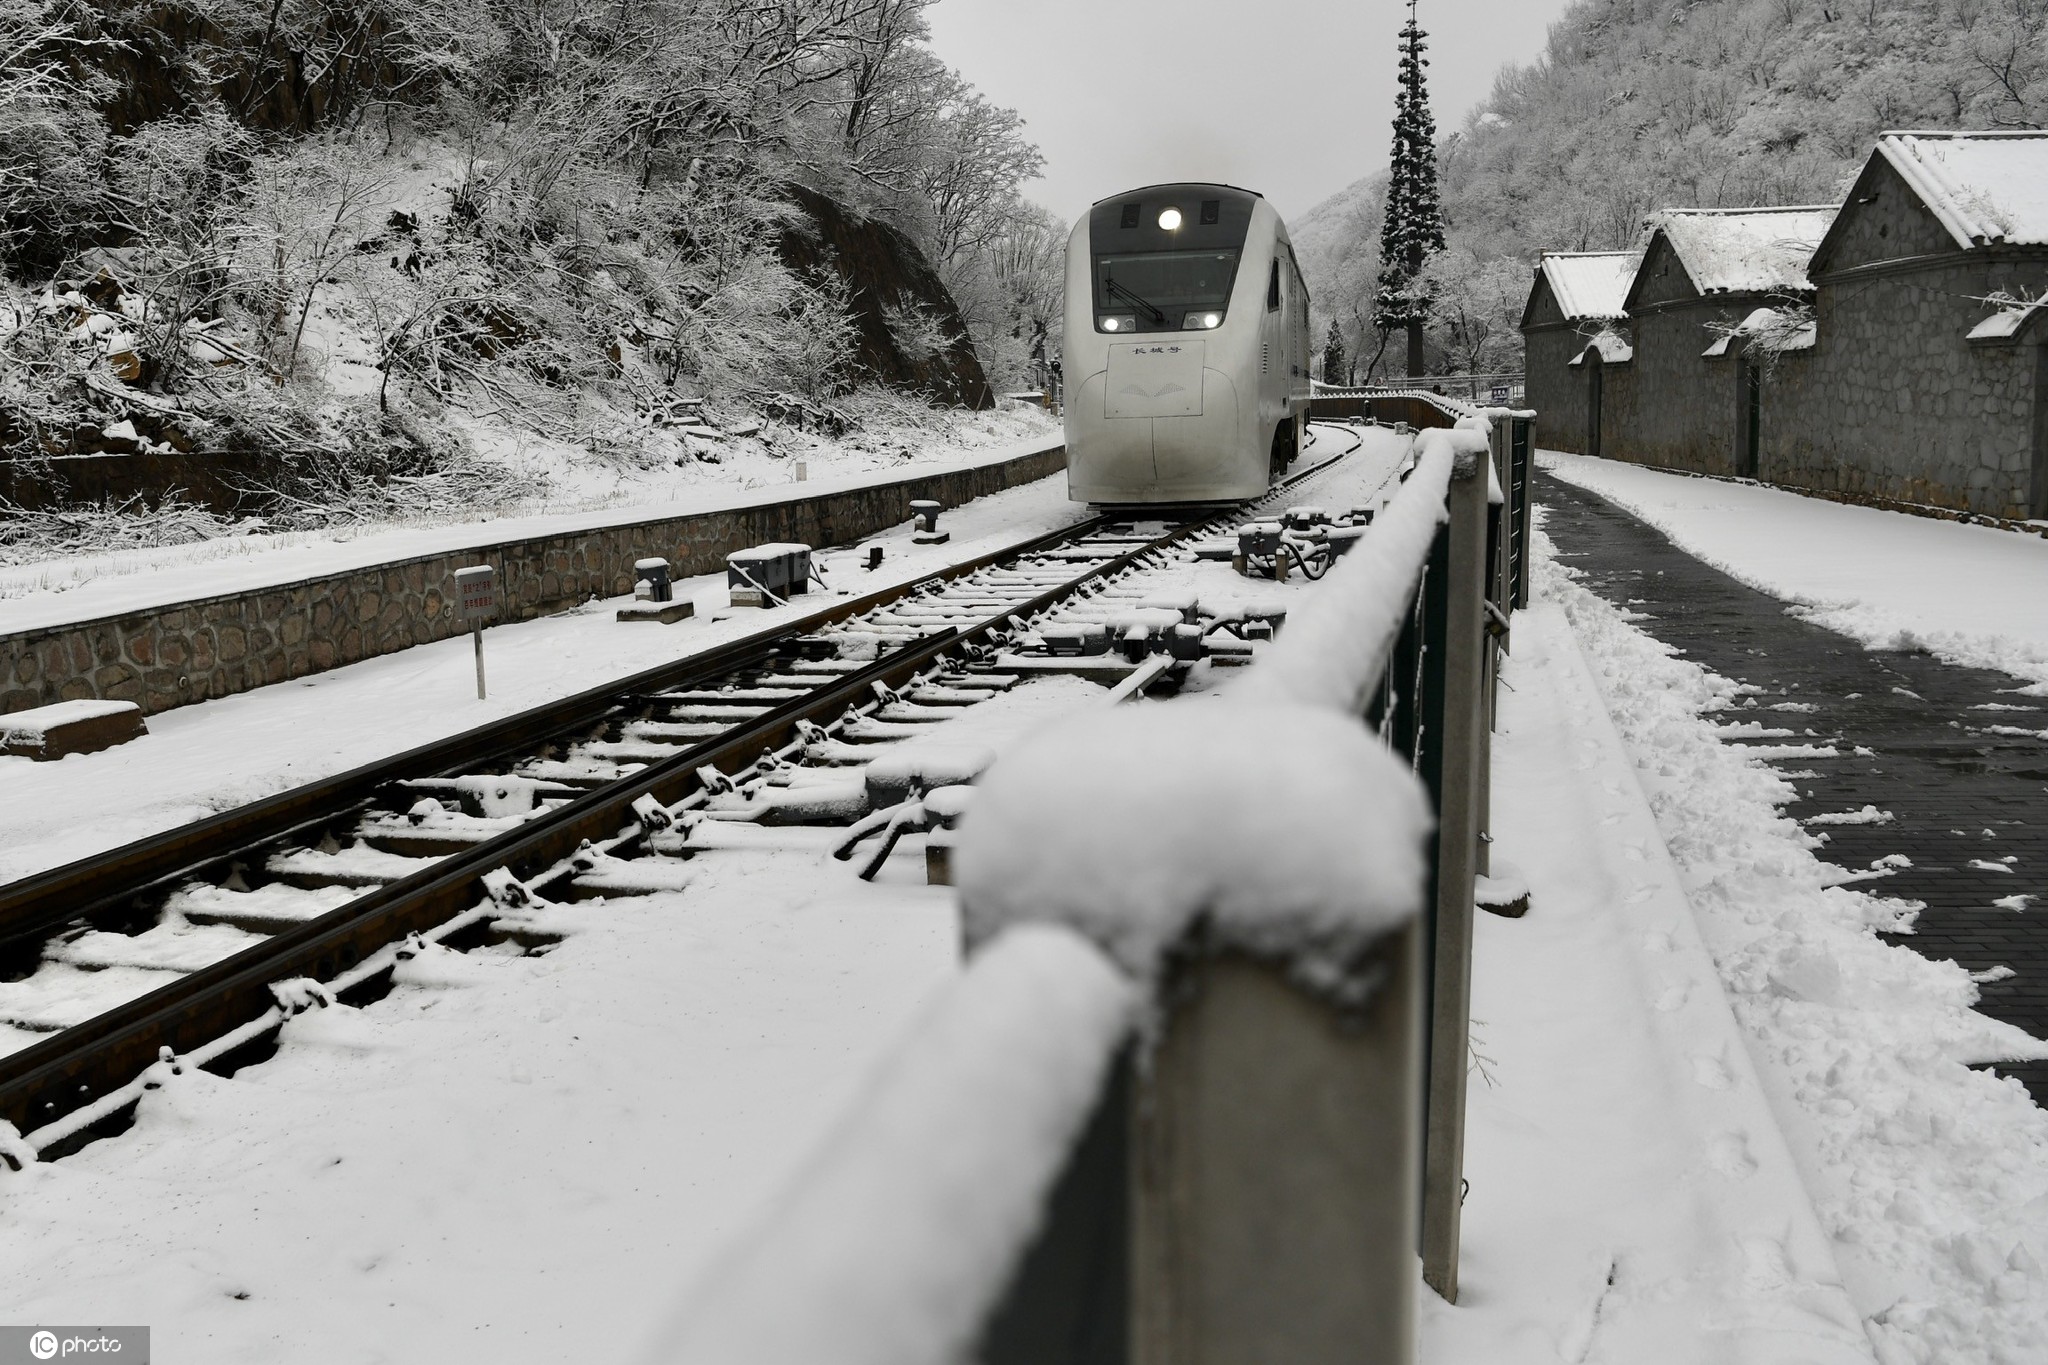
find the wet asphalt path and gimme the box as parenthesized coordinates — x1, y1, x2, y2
(1539, 473, 2048, 1103)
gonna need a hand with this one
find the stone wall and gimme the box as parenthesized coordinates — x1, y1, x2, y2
(1, 445, 1066, 719)
(1765, 257, 2045, 518)
(1524, 326, 1592, 454)
(1603, 301, 1752, 476)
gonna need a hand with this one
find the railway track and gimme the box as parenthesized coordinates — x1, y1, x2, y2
(0, 429, 1373, 1161)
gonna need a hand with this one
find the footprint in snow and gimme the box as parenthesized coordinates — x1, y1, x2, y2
(1692, 1053, 1734, 1091)
(1707, 1130, 1759, 1178)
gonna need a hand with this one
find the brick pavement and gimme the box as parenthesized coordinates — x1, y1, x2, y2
(1539, 473, 2048, 1102)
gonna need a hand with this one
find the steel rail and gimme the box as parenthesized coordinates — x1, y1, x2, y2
(0, 433, 1365, 1146)
(0, 514, 1100, 960)
(0, 522, 1184, 1140)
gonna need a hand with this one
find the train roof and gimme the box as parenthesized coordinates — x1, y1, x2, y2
(1089, 182, 1264, 206)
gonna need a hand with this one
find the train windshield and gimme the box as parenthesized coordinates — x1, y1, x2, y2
(1094, 250, 1240, 331)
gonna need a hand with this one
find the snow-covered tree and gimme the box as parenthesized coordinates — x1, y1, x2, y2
(1371, 1, 1446, 380)
(1421, 246, 1526, 377)
(1320, 317, 1346, 385)
(0, 0, 111, 272)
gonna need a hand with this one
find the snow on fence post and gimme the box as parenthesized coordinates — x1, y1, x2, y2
(1226, 422, 1499, 1304)
(1418, 427, 1492, 1305)
(957, 704, 1434, 1365)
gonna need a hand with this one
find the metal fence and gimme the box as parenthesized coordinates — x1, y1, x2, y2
(640, 408, 1539, 1365)
(1315, 373, 1526, 404)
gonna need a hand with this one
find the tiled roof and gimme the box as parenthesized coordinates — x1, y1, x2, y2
(1647, 206, 1836, 294)
(1876, 131, 2048, 248)
(1538, 252, 1636, 320)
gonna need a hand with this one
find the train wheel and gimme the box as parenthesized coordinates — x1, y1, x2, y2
(1268, 420, 1297, 484)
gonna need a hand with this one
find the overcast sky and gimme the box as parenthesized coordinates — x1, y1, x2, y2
(926, 0, 1575, 225)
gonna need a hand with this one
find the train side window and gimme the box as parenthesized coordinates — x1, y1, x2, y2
(1267, 259, 1280, 311)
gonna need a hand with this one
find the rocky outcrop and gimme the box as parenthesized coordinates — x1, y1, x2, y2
(775, 185, 993, 409)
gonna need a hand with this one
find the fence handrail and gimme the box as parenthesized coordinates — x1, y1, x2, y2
(1313, 374, 1523, 391)
(1238, 431, 1484, 717)
(1316, 386, 1487, 422)
(638, 923, 1137, 1365)
(636, 409, 1541, 1362)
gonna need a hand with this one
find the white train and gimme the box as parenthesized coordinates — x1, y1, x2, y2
(1062, 183, 1312, 506)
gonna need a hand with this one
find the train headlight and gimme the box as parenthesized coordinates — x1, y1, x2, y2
(1182, 311, 1223, 329)
(1157, 207, 1183, 231)
(1098, 314, 1136, 333)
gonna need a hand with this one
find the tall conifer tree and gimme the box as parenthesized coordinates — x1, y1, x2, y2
(1322, 317, 1347, 385)
(1372, 0, 1446, 379)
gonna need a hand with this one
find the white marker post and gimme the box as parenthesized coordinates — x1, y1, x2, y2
(454, 565, 498, 700)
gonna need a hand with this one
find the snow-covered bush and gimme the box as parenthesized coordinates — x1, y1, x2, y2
(0, 0, 112, 274)
(0, 0, 1052, 543)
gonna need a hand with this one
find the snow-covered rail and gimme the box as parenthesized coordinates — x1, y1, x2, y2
(639, 413, 1540, 1364)
(0, 438, 1374, 1162)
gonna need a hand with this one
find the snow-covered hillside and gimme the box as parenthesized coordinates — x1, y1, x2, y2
(1304, 0, 2048, 377)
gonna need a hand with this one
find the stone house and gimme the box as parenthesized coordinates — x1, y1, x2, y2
(1608, 206, 1835, 476)
(1766, 131, 2048, 519)
(1519, 252, 1635, 456)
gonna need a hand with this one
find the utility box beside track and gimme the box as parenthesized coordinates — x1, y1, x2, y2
(726, 543, 814, 607)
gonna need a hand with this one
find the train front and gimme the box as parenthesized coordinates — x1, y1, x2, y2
(1063, 185, 1272, 506)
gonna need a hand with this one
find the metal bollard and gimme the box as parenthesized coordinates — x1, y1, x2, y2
(634, 557, 673, 603)
(911, 499, 948, 544)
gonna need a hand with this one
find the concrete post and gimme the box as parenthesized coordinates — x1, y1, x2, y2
(1421, 450, 1488, 1303)
(1132, 928, 1422, 1365)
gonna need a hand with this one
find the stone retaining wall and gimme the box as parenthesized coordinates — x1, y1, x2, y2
(2, 445, 1066, 718)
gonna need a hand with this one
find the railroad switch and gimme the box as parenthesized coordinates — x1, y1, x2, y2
(1040, 622, 1110, 656)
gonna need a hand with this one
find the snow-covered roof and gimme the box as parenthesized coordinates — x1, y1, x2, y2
(1966, 295, 2047, 341)
(1568, 329, 1634, 366)
(1876, 131, 2048, 248)
(1538, 252, 1636, 320)
(1647, 206, 1835, 295)
(1703, 307, 1817, 356)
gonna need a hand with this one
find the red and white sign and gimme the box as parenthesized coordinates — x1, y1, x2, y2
(455, 565, 498, 622)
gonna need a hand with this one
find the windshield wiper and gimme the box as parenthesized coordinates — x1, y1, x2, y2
(1103, 275, 1167, 327)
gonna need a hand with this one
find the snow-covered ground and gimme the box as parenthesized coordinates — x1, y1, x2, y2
(0, 468, 1086, 887)
(0, 415, 1059, 636)
(0, 428, 1407, 1361)
(1542, 452, 2048, 692)
(1432, 579, 1873, 1363)
(11, 429, 2039, 1363)
(1439, 518, 2048, 1364)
